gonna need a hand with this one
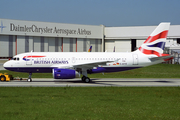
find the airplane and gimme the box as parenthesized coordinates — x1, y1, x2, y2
(88, 46, 92, 52)
(3, 22, 173, 83)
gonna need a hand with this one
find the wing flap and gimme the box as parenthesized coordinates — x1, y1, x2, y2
(51, 61, 112, 70)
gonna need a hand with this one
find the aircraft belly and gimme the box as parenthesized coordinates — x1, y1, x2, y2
(90, 66, 141, 73)
(4, 67, 55, 73)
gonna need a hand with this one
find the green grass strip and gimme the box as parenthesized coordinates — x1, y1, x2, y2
(0, 87, 180, 120)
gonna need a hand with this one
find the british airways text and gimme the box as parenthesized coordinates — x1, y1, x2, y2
(34, 60, 68, 64)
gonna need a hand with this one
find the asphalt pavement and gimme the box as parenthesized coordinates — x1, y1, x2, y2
(0, 78, 180, 87)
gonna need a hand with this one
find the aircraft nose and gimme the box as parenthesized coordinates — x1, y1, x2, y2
(3, 61, 11, 68)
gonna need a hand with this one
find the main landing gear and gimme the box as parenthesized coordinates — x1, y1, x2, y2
(27, 73, 32, 82)
(81, 76, 91, 83)
(81, 69, 91, 83)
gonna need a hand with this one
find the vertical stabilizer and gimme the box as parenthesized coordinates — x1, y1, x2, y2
(138, 22, 170, 57)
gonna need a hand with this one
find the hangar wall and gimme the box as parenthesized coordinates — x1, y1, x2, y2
(0, 19, 103, 58)
(0, 35, 102, 58)
(0, 35, 16, 57)
(105, 39, 132, 52)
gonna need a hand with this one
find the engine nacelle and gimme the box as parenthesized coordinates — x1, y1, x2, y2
(53, 69, 80, 79)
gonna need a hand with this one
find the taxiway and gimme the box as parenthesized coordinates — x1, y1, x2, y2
(0, 78, 180, 87)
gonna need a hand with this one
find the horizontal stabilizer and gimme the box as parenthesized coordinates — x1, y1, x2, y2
(149, 54, 173, 62)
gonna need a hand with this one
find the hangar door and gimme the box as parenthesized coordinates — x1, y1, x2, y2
(105, 39, 115, 52)
(0, 35, 9, 57)
(137, 39, 146, 48)
(115, 40, 131, 52)
(105, 39, 131, 52)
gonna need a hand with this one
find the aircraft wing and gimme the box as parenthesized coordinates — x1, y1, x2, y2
(51, 61, 112, 70)
(149, 55, 174, 62)
(73, 61, 110, 68)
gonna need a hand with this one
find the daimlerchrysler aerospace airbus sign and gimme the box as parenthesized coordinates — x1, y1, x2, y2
(0, 19, 103, 38)
(10, 23, 91, 35)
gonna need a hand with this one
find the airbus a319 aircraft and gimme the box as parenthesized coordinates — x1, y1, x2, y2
(3, 23, 173, 83)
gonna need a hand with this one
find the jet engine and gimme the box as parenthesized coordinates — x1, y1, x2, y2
(53, 69, 80, 79)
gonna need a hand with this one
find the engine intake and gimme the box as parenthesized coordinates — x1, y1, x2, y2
(53, 69, 79, 79)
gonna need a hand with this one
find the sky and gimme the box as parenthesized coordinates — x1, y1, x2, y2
(0, 0, 180, 27)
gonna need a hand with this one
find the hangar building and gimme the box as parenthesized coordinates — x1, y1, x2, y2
(105, 25, 180, 52)
(0, 19, 104, 59)
(0, 18, 180, 59)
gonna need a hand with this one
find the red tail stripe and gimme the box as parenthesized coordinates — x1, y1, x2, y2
(139, 47, 161, 56)
(139, 47, 170, 57)
(144, 30, 168, 44)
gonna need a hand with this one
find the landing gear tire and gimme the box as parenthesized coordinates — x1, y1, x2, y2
(84, 77, 91, 83)
(81, 76, 86, 82)
(81, 70, 91, 83)
(81, 75, 91, 83)
(27, 73, 32, 82)
(27, 78, 32, 82)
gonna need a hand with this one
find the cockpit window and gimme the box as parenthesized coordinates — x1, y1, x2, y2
(12, 57, 19, 61)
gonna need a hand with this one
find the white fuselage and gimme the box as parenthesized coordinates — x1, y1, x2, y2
(3, 51, 161, 73)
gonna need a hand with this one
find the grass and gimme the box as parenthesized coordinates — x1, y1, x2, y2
(0, 87, 180, 120)
(1, 64, 180, 79)
(1, 64, 180, 119)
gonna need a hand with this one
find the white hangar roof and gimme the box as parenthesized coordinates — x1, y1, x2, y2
(105, 24, 180, 39)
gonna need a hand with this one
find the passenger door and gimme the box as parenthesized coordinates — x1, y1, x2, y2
(26, 53, 32, 65)
(133, 54, 138, 65)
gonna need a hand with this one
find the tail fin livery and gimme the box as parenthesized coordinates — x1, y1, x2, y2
(138, 22, 170, 57)
(113, 46, 115, 52)
(88, 46, 92, 52)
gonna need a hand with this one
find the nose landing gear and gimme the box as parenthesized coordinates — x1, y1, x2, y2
(27, 73, 32, 82)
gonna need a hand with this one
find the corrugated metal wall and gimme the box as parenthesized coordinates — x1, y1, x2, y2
(105, 39, 131, 52)
(17, 36, 26, 54)
(0, 35, 102, 58)
(77, 38, 101, 52)
(105, 39, 148, 52)
(0, 35, 16, 57)
(137, 39, 145, 48)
